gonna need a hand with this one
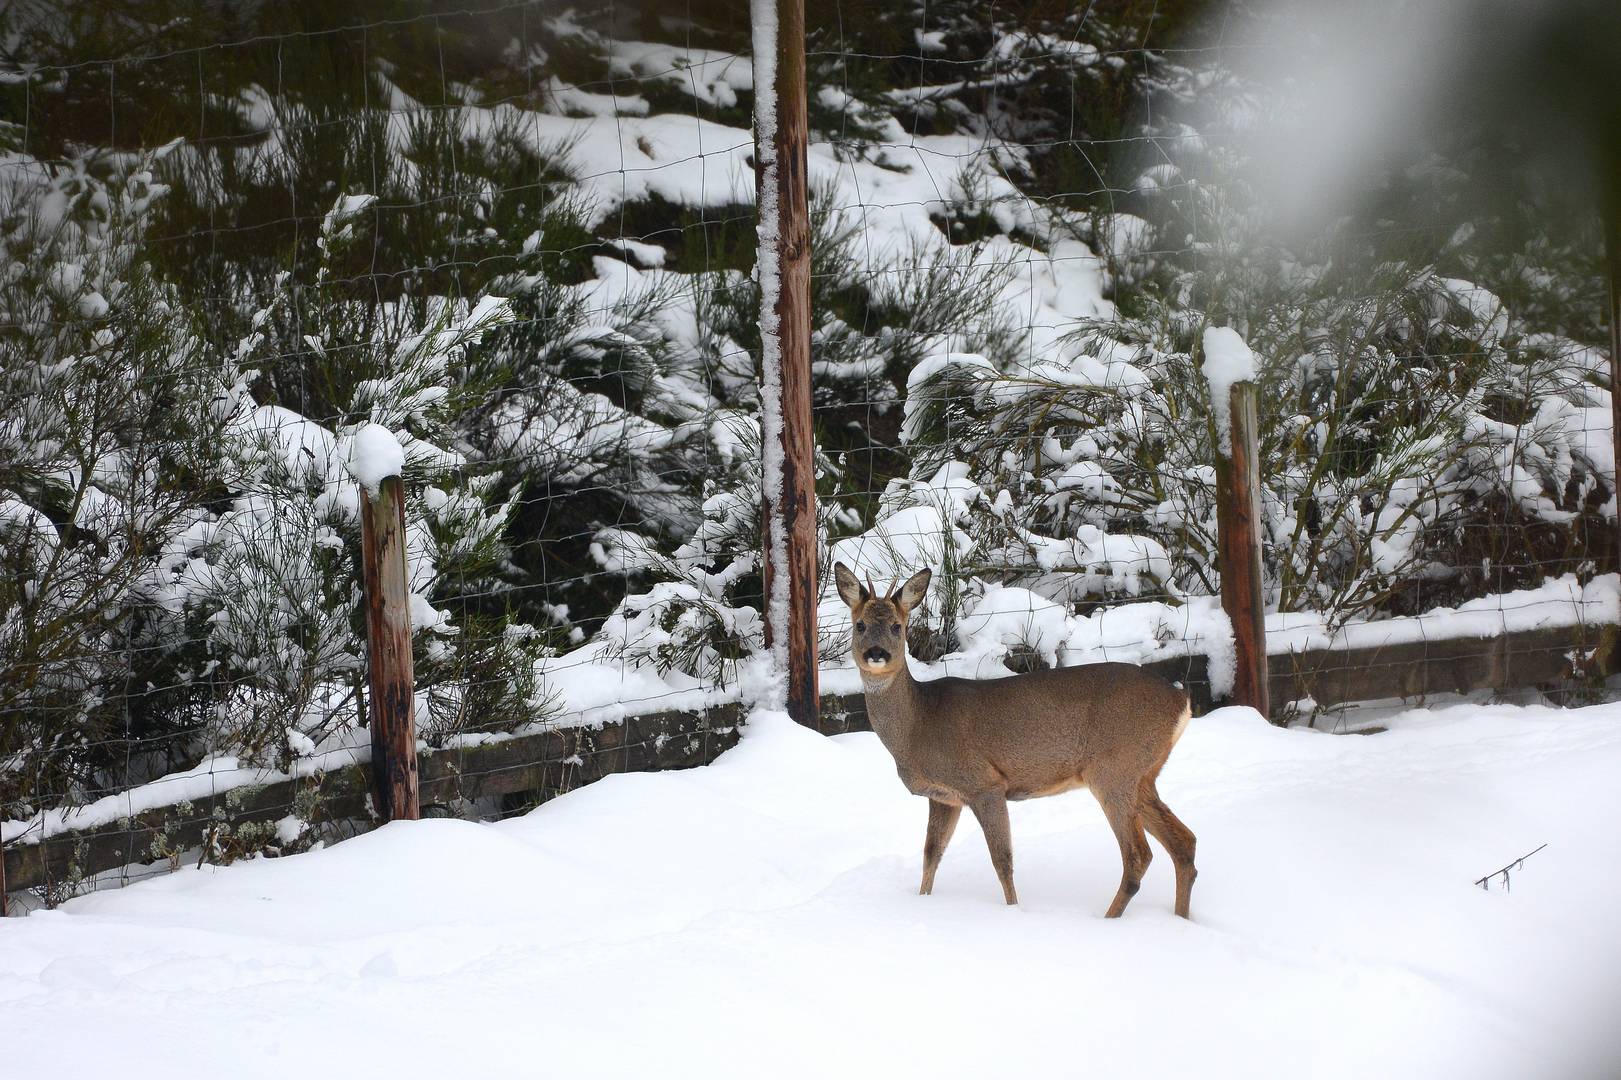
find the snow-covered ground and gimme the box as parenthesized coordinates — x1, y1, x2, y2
(5, 701, 1620, 1078)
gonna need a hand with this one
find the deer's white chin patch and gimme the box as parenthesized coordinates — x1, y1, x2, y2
(857, 660, 903, 681)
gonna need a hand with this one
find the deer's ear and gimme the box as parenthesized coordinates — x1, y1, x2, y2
(833, 562, 869, 609)
(896, 568, 932, 614)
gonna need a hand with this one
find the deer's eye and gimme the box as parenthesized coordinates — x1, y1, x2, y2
(855, 621, 865, 633)
(891, 623, 901, 633)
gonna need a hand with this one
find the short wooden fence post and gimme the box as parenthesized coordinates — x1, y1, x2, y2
(1214, 380, 1271, 720)
(358, 471, 421, 822)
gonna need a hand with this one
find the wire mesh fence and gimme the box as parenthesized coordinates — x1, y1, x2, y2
(2, 0, 1615, 909)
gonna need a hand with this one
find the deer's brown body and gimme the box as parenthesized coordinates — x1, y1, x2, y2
(836, 563, 1197, 918)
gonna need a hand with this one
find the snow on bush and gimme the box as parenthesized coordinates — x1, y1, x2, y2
(2, 0, 1614, 840)
(0, 148, 239, 812)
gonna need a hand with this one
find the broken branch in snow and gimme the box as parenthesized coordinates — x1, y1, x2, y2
(1474, 843, 1548, 892)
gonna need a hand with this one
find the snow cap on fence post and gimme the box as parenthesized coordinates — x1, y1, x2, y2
(343, 422, 406, 496)
(1201, 326, 1258, 451)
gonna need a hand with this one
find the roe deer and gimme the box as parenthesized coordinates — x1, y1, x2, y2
(835, 562, 1197, 918)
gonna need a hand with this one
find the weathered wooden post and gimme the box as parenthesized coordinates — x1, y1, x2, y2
(350, 425, 421, 822)
(1205, 328, 1271, 720)
(1605, 177, 1621, 575)
(752, 0, 820, 730)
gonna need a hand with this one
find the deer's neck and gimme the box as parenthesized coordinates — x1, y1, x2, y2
(861, 660, 919, 749)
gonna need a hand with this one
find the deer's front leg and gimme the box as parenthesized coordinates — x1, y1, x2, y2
(969, 794, 1018, 905)
(920, 799, 961, 895)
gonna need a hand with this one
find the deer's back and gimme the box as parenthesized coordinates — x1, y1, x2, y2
(915, 662, 1189, 796)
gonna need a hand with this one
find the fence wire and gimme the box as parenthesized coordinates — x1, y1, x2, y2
(1, 0, 1613, 909)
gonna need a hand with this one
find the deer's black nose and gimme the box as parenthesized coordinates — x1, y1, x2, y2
(863, 647, 891, 665)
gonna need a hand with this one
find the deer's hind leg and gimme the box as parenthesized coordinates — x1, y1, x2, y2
(1139, 781, 1197, 918)
(1095, 783, 1153, 919)
(920, 799, 962, 895)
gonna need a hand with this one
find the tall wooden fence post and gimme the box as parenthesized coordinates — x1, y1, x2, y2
(1213, 380, 1271, 721)
(753, 0, 820, 730)
(356, 453, 420, 822)
(1604, 177, 1621, 575)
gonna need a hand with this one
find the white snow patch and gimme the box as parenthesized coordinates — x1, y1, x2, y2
(955, 586, 1072, 666)
(6, 702, 1621, 1078)
(1265, 573, 1620, 655)
(342, 423, 405, 496)
(1202, 326, 1258, 449)
(606, 237, 667, 268)
(1, 733, 370, 847)
(607, 40, 753, 109)
(542, 75, 650, 118)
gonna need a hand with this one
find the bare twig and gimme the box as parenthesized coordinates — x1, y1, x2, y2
(1475, 843, 1548, 892)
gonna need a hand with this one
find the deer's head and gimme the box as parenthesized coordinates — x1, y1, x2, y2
(834, 562, 931, 679)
